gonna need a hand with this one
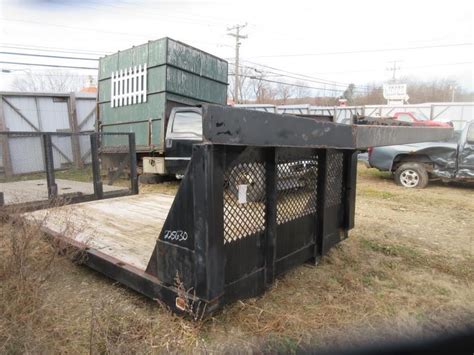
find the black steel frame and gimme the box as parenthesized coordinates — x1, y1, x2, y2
(141, 143, 358, 315)
(0, 131, 138, 211)
(30, 104, 453, 316)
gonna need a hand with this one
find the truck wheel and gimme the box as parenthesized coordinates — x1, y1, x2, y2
(229, 164, 265, 202)
(394, 163, 429, 188)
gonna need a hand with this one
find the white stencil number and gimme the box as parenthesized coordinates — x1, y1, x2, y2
(163, 230, 188, 242)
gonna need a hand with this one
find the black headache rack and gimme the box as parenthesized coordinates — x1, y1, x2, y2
(42, 105, 454, 316)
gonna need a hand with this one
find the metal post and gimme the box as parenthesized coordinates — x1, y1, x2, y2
(343, 150, 357, 230)
(314, 149, 327, 262)
(264, 147, 277, 286)
(0, 192, 4, 207)
(43, 134, 57, 199)
(192, 144, 225, 302)
(90, 133, 103, 199)
(128, 133, 139, 195)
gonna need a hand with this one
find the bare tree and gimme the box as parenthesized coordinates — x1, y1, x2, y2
(10, 70, 89, 93)
(276, 82, 293, 104)
(293, 81, 310, 99)
(228, 67, 254, 103)
(248, 72, 277, 103)
(353, 77, 474, 105)
(353, 83, 384, 105)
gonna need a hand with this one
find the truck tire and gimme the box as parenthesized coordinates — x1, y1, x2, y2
(394, 163, 429, 188)
(229, 164, 265, 202)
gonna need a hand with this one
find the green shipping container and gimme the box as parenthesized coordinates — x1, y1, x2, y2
(97, 37, 228, 152)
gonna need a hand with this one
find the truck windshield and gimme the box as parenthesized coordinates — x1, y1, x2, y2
(172, 111, 202, 136)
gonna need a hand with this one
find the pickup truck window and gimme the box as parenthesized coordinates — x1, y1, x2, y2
(396, 113, 415, 123)
(172, 111, 202, 136)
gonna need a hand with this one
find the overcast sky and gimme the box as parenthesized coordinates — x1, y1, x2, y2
(0, 0, 473, 93)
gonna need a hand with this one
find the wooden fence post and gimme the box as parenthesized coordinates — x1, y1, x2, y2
(68, 93, 83, 168)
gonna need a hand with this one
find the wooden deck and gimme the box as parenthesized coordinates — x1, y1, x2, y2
(25, 193, 175, 270)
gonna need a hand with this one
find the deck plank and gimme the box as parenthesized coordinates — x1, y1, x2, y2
(25, 193, 176, 270)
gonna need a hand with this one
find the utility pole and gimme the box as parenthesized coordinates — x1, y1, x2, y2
(227, 23, 247, 103)
(387, 60, 401, 83)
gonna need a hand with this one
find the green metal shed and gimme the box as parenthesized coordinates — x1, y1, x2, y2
(97, 37, 228, 153)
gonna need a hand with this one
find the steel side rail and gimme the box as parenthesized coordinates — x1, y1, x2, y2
(202, 104, 453, 149)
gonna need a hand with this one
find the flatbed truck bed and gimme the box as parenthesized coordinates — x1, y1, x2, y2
(21, 105, 453, 316)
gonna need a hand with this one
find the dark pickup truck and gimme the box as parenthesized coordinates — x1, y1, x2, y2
(162, 106, 317, 201)
(368, 121, 474, 188)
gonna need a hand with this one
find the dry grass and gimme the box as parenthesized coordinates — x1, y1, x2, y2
(1, 167, 473, 353)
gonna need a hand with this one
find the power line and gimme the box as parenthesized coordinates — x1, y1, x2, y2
(2, 18, 152, 39)
(0, 51, 99, 61)
(305, 61, 474, 75)
(229, 73, 356, 94)
(240, 59, 358, 87)
(230, 60, 368, 91)
(35, 0, 230, 28)
(229, 62, 361, 89)
(0, 43, 108, 56)
(245, 42, 474, 58)
(75, 0, 231, 27)
(2, 18, 223, 47)
(0, 61, 97, 70)
(2, 71, 97, 78)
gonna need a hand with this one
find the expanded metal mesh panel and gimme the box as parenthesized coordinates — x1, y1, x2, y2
(223, 162, 266, 244)
(325, 151, 344, 207)
(276, 154, 318, 224)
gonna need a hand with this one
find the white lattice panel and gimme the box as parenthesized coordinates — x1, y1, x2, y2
(111, 64, 147, 108)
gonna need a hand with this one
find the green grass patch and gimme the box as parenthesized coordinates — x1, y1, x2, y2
(0, 172, 47, 183)
(55, 167, 94, 182)
(358, 187, 396, 199)
(263, 335, 302, 354)
(360, 239, 421, 260)
(357, 166, 392, 180)
(0, 166, 94, 183)
(360, 238, 474, 281)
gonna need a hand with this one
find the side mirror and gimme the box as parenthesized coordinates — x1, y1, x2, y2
(466, 124, 474, 144)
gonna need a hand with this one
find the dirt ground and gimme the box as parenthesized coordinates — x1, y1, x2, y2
(1, 164, 473, 353)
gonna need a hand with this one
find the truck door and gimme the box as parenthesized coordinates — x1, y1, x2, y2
(457, 122, 474, 179)
(165, 108, 203, 175)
